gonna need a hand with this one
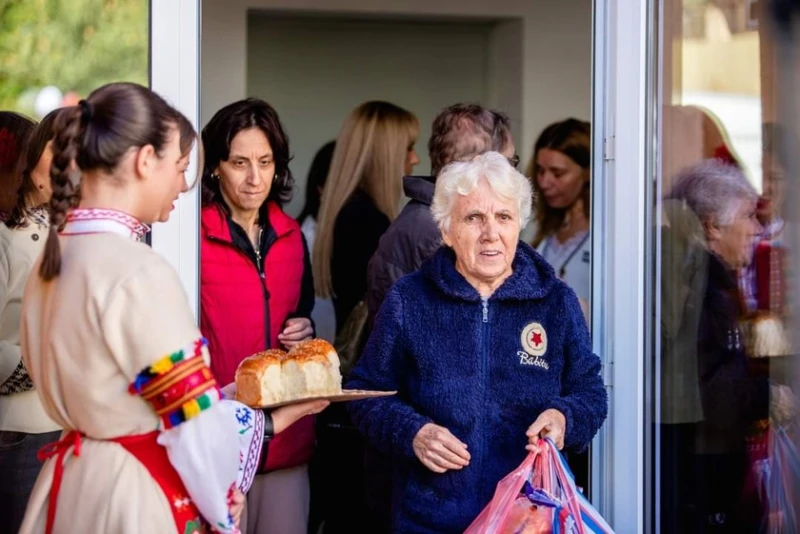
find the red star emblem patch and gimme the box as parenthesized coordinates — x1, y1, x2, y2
(521, 322, 547, 358)
(531, 331, 543, 347)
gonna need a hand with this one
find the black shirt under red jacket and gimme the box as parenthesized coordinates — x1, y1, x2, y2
(201, 199, 314, 471)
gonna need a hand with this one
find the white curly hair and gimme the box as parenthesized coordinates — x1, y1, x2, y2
(431, 151, 533, 232)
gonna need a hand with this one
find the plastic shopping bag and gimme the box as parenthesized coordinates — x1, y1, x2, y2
(465, 439, 614, 534)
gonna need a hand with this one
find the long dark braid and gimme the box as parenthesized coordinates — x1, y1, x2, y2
(39, 105, 85, 281)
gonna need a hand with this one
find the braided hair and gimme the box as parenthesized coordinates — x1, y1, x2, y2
(40, 82, 190, 281)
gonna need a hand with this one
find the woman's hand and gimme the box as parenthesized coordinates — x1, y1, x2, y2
(526, 409, 567, 451)
(271, 399, 330, 434)
(278, 318, 314, 350)
(229, 488, 245, 528)
(412, 423, 471, 474)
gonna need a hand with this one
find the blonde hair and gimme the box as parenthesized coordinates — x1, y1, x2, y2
(313, 101, 419, 298)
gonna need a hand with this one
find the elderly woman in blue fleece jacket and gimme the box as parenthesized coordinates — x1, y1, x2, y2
(346, 151, 608, 533)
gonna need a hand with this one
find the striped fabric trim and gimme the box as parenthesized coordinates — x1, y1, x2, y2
(129, 338, 209, 393)
(129, 338, 221, 430)
(161, 388, 222, 430)
(239, 410, 265, 493)
(61, 208, 150, 241)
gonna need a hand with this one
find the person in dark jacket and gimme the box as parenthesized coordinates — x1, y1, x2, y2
(661, 159, 796, 533)
(362, 103, 517, 532)
(366, 103, 516, 329)
(347, 152, 608, 534)
(200, 98, 322, 534)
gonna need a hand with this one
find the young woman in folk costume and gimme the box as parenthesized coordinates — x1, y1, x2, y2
(17, 83, 328, 534)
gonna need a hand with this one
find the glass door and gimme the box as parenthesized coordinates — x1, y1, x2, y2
(646, 0, 791, 532)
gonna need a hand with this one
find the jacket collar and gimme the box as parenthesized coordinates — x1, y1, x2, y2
(403, 176, 435, 205)
(202, 200, 294, 242)
(422, 241, 557, 302)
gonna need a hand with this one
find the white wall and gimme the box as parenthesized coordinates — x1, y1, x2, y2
(201, 0, 592, 175)
(246, 15, 492, 216)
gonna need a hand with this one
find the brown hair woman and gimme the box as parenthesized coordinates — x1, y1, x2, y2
(528, 118, 592, 309)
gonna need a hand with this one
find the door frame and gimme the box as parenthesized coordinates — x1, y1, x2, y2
(590, 0, 652, 530)
(149, 0, 202, 319)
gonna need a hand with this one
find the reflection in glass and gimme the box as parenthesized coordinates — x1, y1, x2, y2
(653, 1, 797, 532)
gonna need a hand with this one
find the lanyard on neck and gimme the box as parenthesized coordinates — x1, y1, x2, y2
(543, 232, 590, 278)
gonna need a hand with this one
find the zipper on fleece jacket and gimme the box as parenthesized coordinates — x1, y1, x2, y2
(478, 297, 490, 490)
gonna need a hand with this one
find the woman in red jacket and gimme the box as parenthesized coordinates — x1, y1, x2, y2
(200, 98, 315, 534)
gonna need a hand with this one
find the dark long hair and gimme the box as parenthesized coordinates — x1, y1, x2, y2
(201, 98, 294, 207)
(297, 140, 335, 223)
(40, 82, 192, 281)
(527, 118, 591, 247)
(0, 112, 36, 214)
(8, 109, 64, 229)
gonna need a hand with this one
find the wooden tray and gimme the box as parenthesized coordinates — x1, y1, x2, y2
(256, 389, 396, 409)
(219, 383, 395, 409)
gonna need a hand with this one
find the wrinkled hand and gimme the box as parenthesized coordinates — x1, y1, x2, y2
(412, 423, 471, 474)
(229, 488, 245, 528)
(770, 384, 798, 423)
(278, 318, 314, 349)
(271, 399, 330, 434)
(526, 409, 566, 452)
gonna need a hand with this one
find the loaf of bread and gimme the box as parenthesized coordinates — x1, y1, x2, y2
(743, 313, 792, 358)
(234, 349, 287, 407)
(235, 339, 342, 406)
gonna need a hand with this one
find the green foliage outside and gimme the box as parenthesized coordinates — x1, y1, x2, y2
(0, 0, 148, 117)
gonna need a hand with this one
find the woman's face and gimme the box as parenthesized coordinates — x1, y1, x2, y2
(441, 177, 520, 294)
(216, 127, 274, 216)
(535, 148, 587, 209)
(708, 198, 761, 269)
(404, 142, 420, 176)
(145, 127, 189, 224)
(31, 141, 53, 204)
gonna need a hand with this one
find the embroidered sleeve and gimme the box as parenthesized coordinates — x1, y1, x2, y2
(128, 337, 264, 533)
(106, 260, 263, 532)
(128, 338, 221, 429)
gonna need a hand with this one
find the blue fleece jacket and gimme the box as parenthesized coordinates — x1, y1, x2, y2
(346, 242, 608, 533)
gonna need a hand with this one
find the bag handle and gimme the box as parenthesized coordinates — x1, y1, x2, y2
(541, 438, 587, 534)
